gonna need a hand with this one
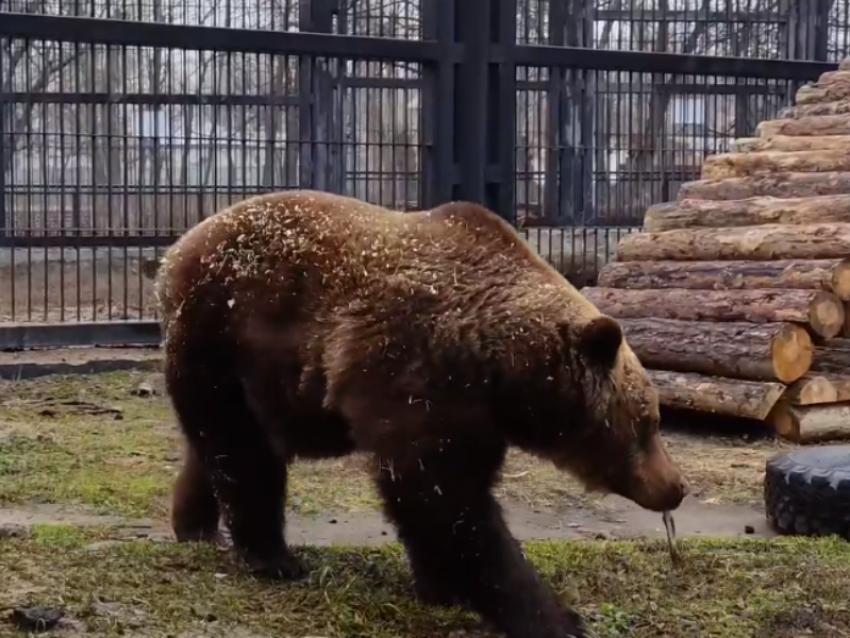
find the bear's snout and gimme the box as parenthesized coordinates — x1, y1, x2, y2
(626, 436, 690, 513)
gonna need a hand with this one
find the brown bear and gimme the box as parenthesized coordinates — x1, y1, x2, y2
(155, 190, 688, 638)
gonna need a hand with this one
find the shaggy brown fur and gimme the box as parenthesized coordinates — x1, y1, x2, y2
(156, 190, 688, 638)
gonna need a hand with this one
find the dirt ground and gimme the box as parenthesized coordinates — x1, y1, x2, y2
(0, 357, 848, 637)
(0, 250, 160, 322)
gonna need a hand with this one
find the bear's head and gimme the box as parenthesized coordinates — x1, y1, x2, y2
(505, 314, 689, 513)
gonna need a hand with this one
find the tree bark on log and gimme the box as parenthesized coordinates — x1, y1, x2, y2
(780, 102, 850, 119)
(733, 135, 850, 153)
(810, 338, 850, 375)
(619, 318, 812, 383)
(584, 287, 845, 338)
(616, 223, 850, 262)
(677, 172, 850, 201)
(702, 150, 850, 180)
(768, 401, 850, 443)
(597, 259, 850, 300)
(647, 369, 784, 420)
(644, 195, 850, 231)
(842, 302, 850, 338)
(758, 116, 850, 138)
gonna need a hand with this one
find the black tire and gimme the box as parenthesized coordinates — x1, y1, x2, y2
(764, 446, 850, 539)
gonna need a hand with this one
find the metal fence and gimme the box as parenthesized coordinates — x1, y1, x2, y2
(0, 0, 842, 347)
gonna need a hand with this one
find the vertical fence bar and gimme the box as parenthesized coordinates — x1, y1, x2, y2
(491, 0, 516, 222)
(813, 0, 831, 61)
(421, 0, 455, 209)
(453, 0, 488, 206)
(546, 0, 566, 223)
(452, 0, 515, 219)
(0, 50, 6, 247)
(298, 0, 316, 189)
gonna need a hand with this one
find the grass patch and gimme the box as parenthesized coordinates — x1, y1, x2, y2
(1, 530, 849, 637)
(0, 370, 790, 519)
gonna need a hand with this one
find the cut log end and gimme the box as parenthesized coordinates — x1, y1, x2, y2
(809, 291, 847, 339)
(832, 260, 850, 299)
(786, 370, 850, 406)
(771, 324, 814, 384)
(784, 374, 840, 405)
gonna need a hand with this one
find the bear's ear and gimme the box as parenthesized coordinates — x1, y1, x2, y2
(575, 315, 623, 369)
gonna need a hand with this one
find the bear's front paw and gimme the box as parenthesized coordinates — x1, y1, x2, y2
(244, 551, 307, 582)
(553, 609, 592, 638)
(173, 524, 224, 545)
(413, 577, 463, 608)
(509, 605, 591, 638)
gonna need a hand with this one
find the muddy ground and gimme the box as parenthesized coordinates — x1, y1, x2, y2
(0, 350, 848, 637)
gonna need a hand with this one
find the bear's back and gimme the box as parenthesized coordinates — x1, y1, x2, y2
(156, 191, 605, 367)
(158, 190, 559, 315)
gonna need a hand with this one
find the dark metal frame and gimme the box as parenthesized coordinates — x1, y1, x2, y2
(0, 0, 839, 349)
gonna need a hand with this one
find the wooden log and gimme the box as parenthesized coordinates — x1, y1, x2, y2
(796, 79, 850, 106)
(810, 338, 850, 375)
(703, 150, 850, 180)
(647, 369, 784, 421)
(677, 172, 850, 201)
(619, 318, 812, 383)
(758, 116, 850, 138)
(645, 195, 850, 231)
(779, 102, 850, 119)
(768, 401, 850, 443)
(733, 135, 850, 153)
(616, 223, 850, 262)
(597, 259, 850, 300)
(584, 287, 845, 338)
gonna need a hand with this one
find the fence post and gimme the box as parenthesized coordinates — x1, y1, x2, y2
(795, 0, 830, 61)
(812, 0, 830, 61)
(491, 0, 517, 222)
(0, 52, 6, 243)
(298, 0, 339, 193)
(451, 0, 515, 220)
(453, 0, 488, 206)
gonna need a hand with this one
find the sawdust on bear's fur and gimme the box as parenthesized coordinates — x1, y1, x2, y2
(155, 189, 681, 638)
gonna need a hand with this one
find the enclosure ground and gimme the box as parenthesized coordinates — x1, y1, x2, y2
(3, 528, 850, 638)
(0, 365, 844, 637)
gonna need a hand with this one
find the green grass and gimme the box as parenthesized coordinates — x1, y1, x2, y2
(1, 527, 849, 638)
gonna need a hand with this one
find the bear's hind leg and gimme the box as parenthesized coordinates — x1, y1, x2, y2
(166, 367, 305, 582)
(172, 445, 221, 543)
(376, 450, 589, 638)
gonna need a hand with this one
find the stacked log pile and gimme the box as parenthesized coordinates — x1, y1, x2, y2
(583, 63, 850, 444)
